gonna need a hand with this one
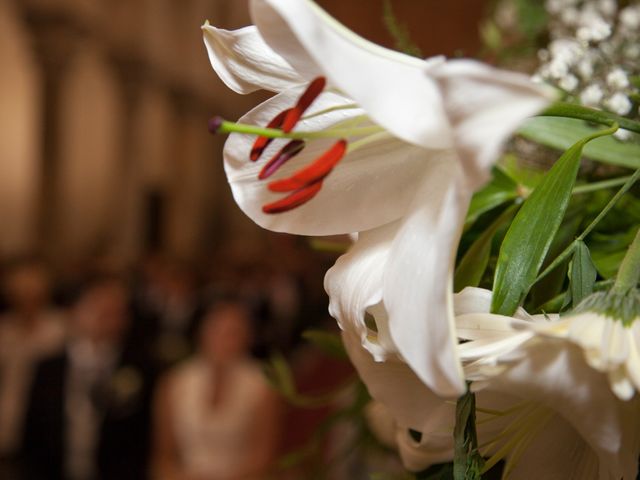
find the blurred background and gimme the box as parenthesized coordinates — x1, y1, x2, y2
(0, 0, 488, 478)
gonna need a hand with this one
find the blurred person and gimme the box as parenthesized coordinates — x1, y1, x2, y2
(133, 257, 204, 370)
(153, 300, 282, 480)
(151, 262, 204, 369)
(0, 260, 66, 475)
(21, 276, 156, 480)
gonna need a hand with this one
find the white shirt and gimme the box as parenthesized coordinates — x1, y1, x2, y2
(64, 339, 119, 480)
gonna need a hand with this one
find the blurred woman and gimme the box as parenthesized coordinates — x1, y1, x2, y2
(153, 300, 282, 480)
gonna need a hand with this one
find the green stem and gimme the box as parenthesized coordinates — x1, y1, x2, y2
(453, 387, 484, 480)
(613, 228, 640, 293)
(540, 102, 640, 134)
(533, 167, 640, 286)
(571, 175, 633, 195)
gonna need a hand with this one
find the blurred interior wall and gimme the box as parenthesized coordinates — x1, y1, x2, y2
(0, 0, 485, 266)
(0, 0, 40, 257)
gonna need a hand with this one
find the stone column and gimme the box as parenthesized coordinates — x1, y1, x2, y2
(109, 54, 148, 265)
(165, 86, 222, 260)
(22, 7, 82, 256)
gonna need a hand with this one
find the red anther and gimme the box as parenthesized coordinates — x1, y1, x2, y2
(262, 180, 323, 214)
(281, 77, 326, 133)
(268, 140, 347, 193)
(250, 108, 292, 161)
(259, 140, 305, 180)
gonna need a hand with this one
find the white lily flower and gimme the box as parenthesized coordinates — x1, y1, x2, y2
(343, 288, 640, 479)
(203, 0, 552, 397)
(533, 290, 640, 400)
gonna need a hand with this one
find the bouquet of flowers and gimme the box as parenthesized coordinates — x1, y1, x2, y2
(203, 0, 640, 477)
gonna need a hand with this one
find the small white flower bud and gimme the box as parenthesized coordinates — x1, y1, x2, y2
(561, 7, 580, 25)
(624, 44, 640, 60)
(538, 49, 550, 62)
(614, 129, 633, 141)
(531, 73, 545, 84)
(606, 68, 630, 89)
(559, 74, 579, 92)
(598, 0, 617, 17)
(577, 21, 612, 43)
(576, 58, 594, 79)
(548, 59, 569, 79)
(620, 5, 640, 30)
(604, 92, 632, 115)
(580, 84, 604, 107)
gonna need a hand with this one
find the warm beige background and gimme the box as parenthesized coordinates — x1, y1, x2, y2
(0, 0, 486, 266)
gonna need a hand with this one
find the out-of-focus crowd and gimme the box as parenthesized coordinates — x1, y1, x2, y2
(0, 246, 357, 480)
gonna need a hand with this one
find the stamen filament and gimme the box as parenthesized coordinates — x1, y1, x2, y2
(210, 117, 383, 141)
(250, 108, 292, 161)
(475, 401, 533, 420)
(347, 131, 394, 153)
(301, 103, 359, 121)
(477, 404, 538, 451)
(502, 412, 552, 479)
(480, 405, 552, 475)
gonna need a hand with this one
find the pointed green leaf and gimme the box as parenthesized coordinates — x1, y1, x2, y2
(455, 204, 518, 292)
(492, 125, 618, 316)
(519, 117, 640, 169)
(570, 241, 597, 306)
(592, 250, 627, 279)
(466, 168, 519, 226)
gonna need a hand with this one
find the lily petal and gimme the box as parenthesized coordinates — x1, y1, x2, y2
(249, 0, 452, 149)
(454, 287, 533, 320)
(341, 330, 453, 436)
(224, 89, 431, 235)
(485, 339, 640, 479)
(324, 222, 401, 360)
(202, 23, 307, 94)
(383, 163, 467, 398)
(429, 60, 555, 188)
(504, 413, 601, 480)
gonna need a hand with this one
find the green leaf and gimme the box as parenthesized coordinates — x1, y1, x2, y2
(466, 167, 519, 226)
(537, 279, 614, 313)
(492, 125, 618, 316)
(382, 0, 422, 57)
(455, 204, 519, 292)
(264, 353, 353, 408)
(528, 204, 583, 309)
(514, 0, 548, 37)
(569, 241, 598, 306)
(479, 20, 502, 52)
(453, 390, 484, 480)
(518, 117, 640, 169)
(592, 250, 627, 279)
(302, 329, 348, 359)
(500, 153, 544, 190)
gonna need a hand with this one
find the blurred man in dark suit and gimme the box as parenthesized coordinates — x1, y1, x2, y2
(21, 276, 155, 480)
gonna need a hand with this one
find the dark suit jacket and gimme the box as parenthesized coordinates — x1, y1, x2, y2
(21, 345, 156, 480)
